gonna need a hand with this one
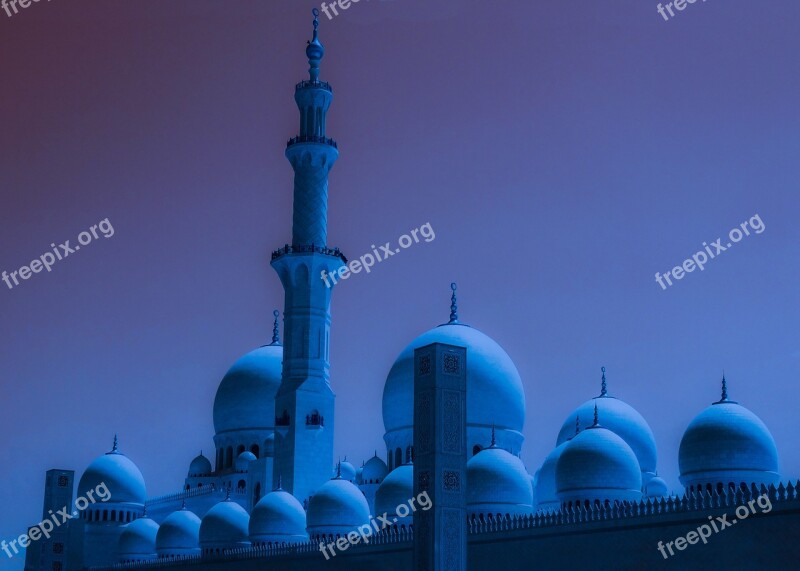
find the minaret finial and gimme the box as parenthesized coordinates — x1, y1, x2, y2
(600, 366, 608, 397)
(271, 310, 281, 345)
(449, 282, 459, 324)
(593, 403, 599, 427)
(306, 8, 325, 82)
(490, 423, 497, 447)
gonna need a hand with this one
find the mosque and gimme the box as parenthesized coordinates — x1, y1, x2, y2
(23, 10, 800, 571)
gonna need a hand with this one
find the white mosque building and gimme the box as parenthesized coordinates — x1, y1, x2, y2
(23, 10, 800, 571)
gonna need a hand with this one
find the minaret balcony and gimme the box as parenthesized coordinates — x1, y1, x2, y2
(296, 79, 333, 93)
(286, 135, 338, 149)
(271, 243, 347, 263)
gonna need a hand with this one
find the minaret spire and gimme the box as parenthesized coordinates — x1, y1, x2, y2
(307, 8, 324, 82)
(449, 282, 459, 324)
(271, 310, 281, 345)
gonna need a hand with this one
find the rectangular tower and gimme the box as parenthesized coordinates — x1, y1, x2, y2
(413, 343, 468, 571)
(24, 469, 74, 571)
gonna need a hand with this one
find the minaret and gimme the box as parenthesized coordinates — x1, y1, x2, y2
(270, 9, 345, 506)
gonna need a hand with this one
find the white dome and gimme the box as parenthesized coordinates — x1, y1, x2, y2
(334, 461, 356, 483)
(118, 517, 158, 562)
(236, 451, 257, 473)
(645, 477, 669, 499)
(383, 322, 525, 456)
(535, 441, 569, 513)
(375, 463, 414, 525)
(188, 453, 212, 478)
(467, 446, 533, 517)
(78, 440, 146, 505)
(156, 508, 201, 557)
(214, 344, 282, 435)
(200, 499, 251, 553)
(362, 454, 389, 485)
(307, 477, 370, 538)
(557, 393, 657, 479)
(250, 489, 308, 545)
(556, 421, 643, 507)
(679, 387, 779, 492)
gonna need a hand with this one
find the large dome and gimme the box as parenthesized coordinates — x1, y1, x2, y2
(213, 343, 283, 435)
(679, 385, 779, 492)
(200, 499, 251, 553)
(383, 321, 525, 454)
(118, 517, 158, 562)
(556, 418, 642, 507)
(557, 379, 657, 479)
(78, 440, 146, 505)
(250, 489, 308, 545)
(156, 508, 201, 557)
(306, 477, 370, 538)
(467, 445, 533, 517)
(375, 463, 414, 524)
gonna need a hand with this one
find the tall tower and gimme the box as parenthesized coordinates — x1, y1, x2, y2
(270, 9, 345, 506)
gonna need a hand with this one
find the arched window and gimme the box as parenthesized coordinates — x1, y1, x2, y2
(395, 448, 402, 468)
(405, 446, 412, 463)
(716, 482, 724, 495)
(236, 444, 246, 456)
(237, 479, 246, 490)
(254, 483, 262, 505)
(226, 447, 233, 468)
(250, 444, 260, 458)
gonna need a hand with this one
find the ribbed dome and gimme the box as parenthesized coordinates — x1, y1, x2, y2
(250, 489, 308, 544)
(213, 344, 282, 434)
(156, 508, 201, 556)
(467, 446, 533, 517)
(383, 323, 525, 441)
(375, 463, 413, 523)
(118, 517, 158, 562)
(307, 477, 370, 538)
(362, 454, 389, 484)
(188, 453, 212, 478)
(200, 500, 251, 552)
(78, 442, 146, 505)
(557, 396, 657, 478)
(535, 441, 570, 512)
(556, 423, 642, 506)
(236, 451, 257, 473)
(679, 396, 779, 491)
(645, 477, 669, 498)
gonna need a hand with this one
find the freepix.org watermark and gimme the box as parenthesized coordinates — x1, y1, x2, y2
(319, 491, 433, 560)
(1, 482, 111, 559)
(2, 0, 53, 19)
(321, 222, 435, 288)
(654, 214, 764, 291)
(657, 493, 772, 559)
(656, 0, 708, 22)
(2, 218, 115, 291)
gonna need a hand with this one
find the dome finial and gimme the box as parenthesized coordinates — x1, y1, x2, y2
(448, 282, 459, 324)
(306, 8, 325, 82)
(110, 434, 119, 454)
(721, 372, 728, 401)
(225, 487, 231, 501)
(600, 366, 608, 397)
(335, 460, 342, 479)
(490, 423, 497, 447)
(181, 499, 186, 510)
(271, 310, 281, 345)
(276, 473, 283, 491)
(575, 415, 581, 435)
(592, 403, 600, 427)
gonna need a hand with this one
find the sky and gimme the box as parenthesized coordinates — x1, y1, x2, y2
(1, 0, 799, 567)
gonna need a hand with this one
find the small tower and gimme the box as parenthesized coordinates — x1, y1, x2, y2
(270, 9, 345, 506)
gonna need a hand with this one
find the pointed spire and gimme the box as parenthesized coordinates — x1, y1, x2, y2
(276, 474, 283, 491)
(306, 8, 325, 82)
(592, 403, 600, 427)
(271, 310, 281, 345)
(335, 460, 342, 479)
(600, 366, 608, 397)
(490, 423, 497, 447)
(108, 434, 119, 454)
(448, 282, 459, 324)
(721, 372, 728, 401)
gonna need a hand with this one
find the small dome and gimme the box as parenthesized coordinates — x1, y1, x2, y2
(557, 395, 657, 479)
(556, 420, 642, 507)
(236, 451, 257, 473)
(679, 388, 779, 492)
(78, 439, 146, 505)
(307, 477, 370, 538)
(535, 441, 569, 512)
(214, 344, 282, 435)
(200, 499, 251, 553)
(383, 322, 526, 451)
(118, 517, 158, 562)
(646, 477, 669, 498)
(362, 454, 389, 485)
(334, 461, 356, 483)
(188, 453, 212, 478)
(250, 489, 308, 545)
(156, 508, 201, 557)
(467, 446, 533, 517)
(375, 463, 414, 524)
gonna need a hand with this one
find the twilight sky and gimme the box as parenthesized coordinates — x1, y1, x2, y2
(1, 1, 799, 567)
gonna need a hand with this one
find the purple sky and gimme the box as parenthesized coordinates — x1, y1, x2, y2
(1, 1, 799, 566)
